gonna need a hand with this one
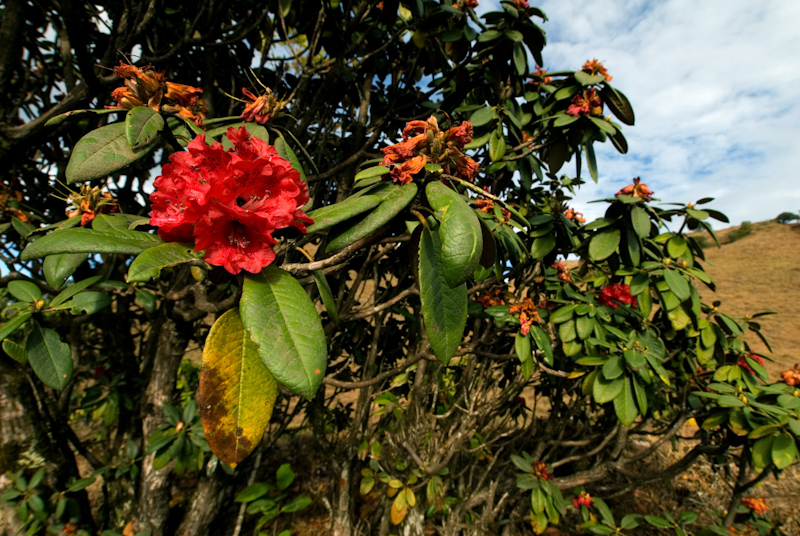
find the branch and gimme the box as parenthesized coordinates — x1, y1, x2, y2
(281, 227, 387, 275)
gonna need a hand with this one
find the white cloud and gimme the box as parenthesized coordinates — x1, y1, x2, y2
(535, 0, 800, 226)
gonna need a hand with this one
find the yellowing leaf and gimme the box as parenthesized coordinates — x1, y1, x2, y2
(199, 308, 277, 468)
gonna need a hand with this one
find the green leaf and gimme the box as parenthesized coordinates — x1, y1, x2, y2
(426, 181, 483, 286)
(588, 116, 616, 135)
(50, 276, 102, 308)
(771, 432, 798, 469)
(418, 227, 468, 364)
(575, 71, 606, 86)
(240, 268, 327, 399)
(663, 270, 690, 302)
(66, 122, 156, 183)
(44, 253, 88, 289)
(600, 85, 635, 125)
(593, 375, 624, 404)
(21, 228, 163, 261)
(512, 43, 526, 76)
(613, 377, 638, 426)
(7, 281, 42, 302)
(588, 229, 620, 261)
(553, 114, 579, 128)
(326, 183, 418, 252)
(125, 107, 164, 150)
(469, 106, 495, 127)
(276, 463, 296, 490)
(26, 327, 73, 390)
(667, 236, 687, 258)
(630, 206, 650, 239)
(0, 313, 32, 342)
(645, 515, 671, 529)
(3, 339, 28, 364)
(50, 292, 111, 315)
(489, 130, 507, 162)
(314, 270, 338, 324)
(274, 137, 307, 183)
(235, 483, 272, 503)
(530, 234, 556, 259)
(354, 165, 390, 181)
(530, 325, 554, 366)
(620, 514, 643, 530)
(44, 107, 123, 127)
(282, 496, 313, 513)
(585, 143, 598, 183)
(127, 242, 204, 282)
(601, 355, 624, 380)
(515, 332, 531, 363)
(751, 435, 774, 470)
(199, 309, 278, 467)
(550, 304, 577, 324)
(717, 395, 745, 408)
(306, 196, 382, 234)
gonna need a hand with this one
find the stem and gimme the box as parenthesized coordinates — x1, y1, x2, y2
(445, 175, 529, 229)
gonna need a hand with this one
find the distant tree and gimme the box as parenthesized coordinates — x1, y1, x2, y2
(1, 1, 797, 536)
(776, 212, 799, 224)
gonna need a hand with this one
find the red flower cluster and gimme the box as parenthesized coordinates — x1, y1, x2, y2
(598, 284, 636, 309)
(509, 297, 542, 336)
(110, 62, 207, 126)
(531, 66, 552, 85)
(582, 59, 613, 82)
(564, 208, 585, 223)
(533, 461, 552, 480)
(451, 0, 478, 10)
(475, 287, 505, 309)
(566, 88, 603, 117)
(381, 116, 479, 184)
(738, 353, 764, 375)
(149, 127, 312, 275)
(572, 491, 594, 509)
(741, 497, 768, 516)
(616, 177, 654, 201)
(512, 0, 530, 9)
(240, 87, 287, 125)
(780, 365, 800, 386)
(65, 184, 119, 227)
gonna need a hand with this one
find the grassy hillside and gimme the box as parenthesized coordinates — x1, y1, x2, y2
(694, 220, 800, 378)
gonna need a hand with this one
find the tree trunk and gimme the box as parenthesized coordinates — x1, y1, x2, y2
(175, 466, 226, 536)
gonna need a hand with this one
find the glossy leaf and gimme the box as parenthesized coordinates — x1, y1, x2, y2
(240, 267, 327, 399)
(65, 122, 156, 183)
(663, 270, 690, 302)
(43, 253, 88, 289)
(26, 327, 73, 390)
(469, 106, 494, 127)
(530, 234, 556, 259)
(306, 195, 382, 234)
(199, 308, 278, 467)
(630, 206, 650, 239)
(418, 227, 468, 364)
(600, 85, 635, 125)
(585, 142, 598, 183)
(127, 242, 204, 282)
(354, 165, 389, 181)
(613, 377, 638, 426)
(274, 137, 307, 183)
(426, 181, 483, 287)
(326, 183, 417, 252)
(21, 228, 163, 261)
(0, 313, 32, 342)
(489, 130, 507, 162)
(125, 106, 164, 150)
(50, 292, 111, 315)
(314, 270, 338, 324)
(588, 229, 620, 261)
(7, 281, 42, 302)
(530, 325, 554, 366)
(593, 375, 624, 404)
(771, 432, 797, 469)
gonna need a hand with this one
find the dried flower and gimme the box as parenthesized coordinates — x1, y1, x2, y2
(150, 127, 312, 274)
(780, 365, 800, 386)
(530, 65, 552, 85)
(475, 287, 505, 309)
(0, 179, 28, 223)
(598, 284, 636, 309)
(475, 188, 511, 220)
(381, 116, 478, 183)
(65, 184, 119, 227)
(532, 461, 552, 480)
(582, 59, 613, 82)
(240, 87, 287, 125)
(616, 178, 654, 202)
(572, 491, 594, 509)
(510, 297, 542, 336)
(564, 208, 585, 223)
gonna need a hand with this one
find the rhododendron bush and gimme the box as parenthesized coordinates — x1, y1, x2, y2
(0, 1, 797, 535)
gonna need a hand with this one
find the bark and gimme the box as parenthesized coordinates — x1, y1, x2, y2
(135, 316, 191, 536)
(175, 466, 227, 536)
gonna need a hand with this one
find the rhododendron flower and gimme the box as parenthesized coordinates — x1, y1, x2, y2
(510, 298, 542, 335)
(110, 62, 207, 126)
(742, 497, 767, 516)
(616, 177, 654, 201)
(240, 87, 287, 124)
(381, 116, 478, 183)
(65, 184, 119, 227)
(452, 0, 478, 10)
(598, 284, 636, 309)
(551, 261, 573, 283)
(738, 353, 764, 375)
(513, 0, 530, 9)
(572, 491, 594, 509)
(531, 66, 552, 85)
(780, 365, 800, 386)
(475, 188, 510, 220)
(582, 59, 613, 82)
(564, 208, 585, 223)
(566, 88, 603, 117)
(0, 178, 28, 223)
(150, 127, 312, 275)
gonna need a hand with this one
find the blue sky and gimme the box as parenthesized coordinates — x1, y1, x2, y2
(523, 0, 800, 226)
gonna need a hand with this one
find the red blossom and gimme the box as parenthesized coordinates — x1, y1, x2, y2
(532, 461, 552, 480)
(381, 116, 478, 183)
(741, 497, 768, 516)
(564, 208, 585, 223)
(738, 353, 764, 375)
(566, 88, 603, 117)
(531, 66, 552, 85)
(598, 284, 636, 309)
(513, 0, 530, 9)
(390, 155, 426, 185)
(149, 127, 311, 275)
(616, 177, 654, 201)
(582, 59, 612, 82)
(475, 287, 505, 308)
(780, 365, 800, 386)
(572, 491, 594, 509)
(510, 298, 542, 335)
